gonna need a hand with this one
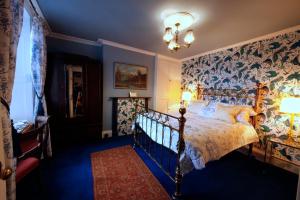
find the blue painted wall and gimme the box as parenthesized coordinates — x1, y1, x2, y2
(47, 37, 102, 60)
(46, 37, 155, 132)
(102, 45, 155, 130)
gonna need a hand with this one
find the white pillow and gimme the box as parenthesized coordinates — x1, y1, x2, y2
(242, 106, 257, 116)
(194, 101, 217, 118)
(210, 110, 237, 124)
(218, 103, 257, 121)
(209, 103, 241, 124)
(188, 100, 209, 115)
(236, 110, 251, 125)
(236, 107, 257, 125)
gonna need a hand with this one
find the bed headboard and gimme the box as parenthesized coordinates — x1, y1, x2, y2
(195, 83, 268, 128)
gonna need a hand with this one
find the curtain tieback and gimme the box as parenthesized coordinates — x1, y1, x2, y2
(0, 96, 10, 113)
(34, 90, 44, 100)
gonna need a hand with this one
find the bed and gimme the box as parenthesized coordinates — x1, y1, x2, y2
(132, 83, 266, 199)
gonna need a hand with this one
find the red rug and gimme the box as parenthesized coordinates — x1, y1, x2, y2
(91, 145, 170, 200)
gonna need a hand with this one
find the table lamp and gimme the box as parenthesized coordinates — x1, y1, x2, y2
(182, 91, 192, 107)
(280, 97, 300, 139)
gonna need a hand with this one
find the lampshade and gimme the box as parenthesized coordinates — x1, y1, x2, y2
(168, 40, 176, 50)
(163, 27, 173, 43)
(184, 30, 195, 45)
(168, 40, 180, 50)
(280, 97, 300, 114)
(182, 91, 192, 102)
(162, 11, 196, 51)
(164, 12, 194, 31)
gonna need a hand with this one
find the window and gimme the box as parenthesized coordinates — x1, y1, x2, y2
(10, 9, 33, 122)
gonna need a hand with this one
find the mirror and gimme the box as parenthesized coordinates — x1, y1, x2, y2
(65, 65, 84, 118)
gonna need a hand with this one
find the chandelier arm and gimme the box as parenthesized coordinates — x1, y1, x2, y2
(175, 23, 180, 44)
(163, 13, 195, 52)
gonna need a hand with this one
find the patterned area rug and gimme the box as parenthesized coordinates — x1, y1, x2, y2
(91, 145, 170, 200)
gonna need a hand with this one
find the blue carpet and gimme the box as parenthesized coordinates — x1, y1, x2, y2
(17, 135, 298, 200)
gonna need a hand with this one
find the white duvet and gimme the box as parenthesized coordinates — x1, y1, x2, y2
(134, 111, 258, 174)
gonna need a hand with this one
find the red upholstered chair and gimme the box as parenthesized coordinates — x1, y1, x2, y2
(16, 121, 46, 184)
(16, 157, 40, 183)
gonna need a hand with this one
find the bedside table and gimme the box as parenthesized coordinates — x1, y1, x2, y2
(264, 136, 300, 166)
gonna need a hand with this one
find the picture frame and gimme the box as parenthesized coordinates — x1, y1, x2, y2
(65, 64, 85, 118)
(114, 62, 147, 90)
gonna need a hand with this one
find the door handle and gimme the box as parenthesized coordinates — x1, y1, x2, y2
(0, 161, 12, 180)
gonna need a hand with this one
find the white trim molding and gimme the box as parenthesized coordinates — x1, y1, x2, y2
(181, 24, 300, 62)
(153, 55, 159, 110)
(156, 54, 181, 63)
(98, 39, 182, 62)
(98, 38, 156, 56)
(102, 130, 112, 139)
(49, 32, 101, 46)
(25, 0, 52, 32)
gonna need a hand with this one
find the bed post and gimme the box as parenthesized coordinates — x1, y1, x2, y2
(133, 99, 139, 149)
(173, 107, 186, 200)
(248, 82, 262, 157)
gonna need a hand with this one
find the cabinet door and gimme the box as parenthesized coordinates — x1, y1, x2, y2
(86, 61, 102, 138)
(46, 53, 103, 147)
(46, 54, 67, 117)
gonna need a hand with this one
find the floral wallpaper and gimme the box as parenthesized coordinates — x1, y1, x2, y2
(117, 98, 145, 136)
(182, 29, 300, 164)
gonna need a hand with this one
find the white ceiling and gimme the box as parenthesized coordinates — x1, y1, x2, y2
(37, 0, 300, 59)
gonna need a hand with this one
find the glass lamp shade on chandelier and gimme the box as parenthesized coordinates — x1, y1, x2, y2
(163, 12, 195, 51)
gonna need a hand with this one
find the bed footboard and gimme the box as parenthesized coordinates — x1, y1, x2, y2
(133, 103, 186, 200)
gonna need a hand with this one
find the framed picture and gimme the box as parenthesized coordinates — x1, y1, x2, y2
(114, 62, 147, 90)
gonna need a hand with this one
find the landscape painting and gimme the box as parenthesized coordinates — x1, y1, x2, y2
(114, 62, 147, 89)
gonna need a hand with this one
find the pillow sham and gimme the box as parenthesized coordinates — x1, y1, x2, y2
(209, 103, 241, 124)
(196, 101, 217, 118)
(187, 100, 209, 115)
(236, 107, 257, 125)
(210, 109, 237, 124)
(236, 110, 251, 125)
(217, 103, 257, 124)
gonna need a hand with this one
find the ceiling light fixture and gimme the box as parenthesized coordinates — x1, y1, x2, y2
(163, 12, 195, 52)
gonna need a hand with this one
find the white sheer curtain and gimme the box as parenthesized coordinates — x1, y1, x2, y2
(10, 9, 34, 122)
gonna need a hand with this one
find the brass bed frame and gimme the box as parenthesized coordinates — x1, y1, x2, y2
(133, 83, 265, 199)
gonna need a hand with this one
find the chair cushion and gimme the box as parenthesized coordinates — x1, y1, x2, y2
(16, 157, 39, 183)
(20, 139, 40, 154)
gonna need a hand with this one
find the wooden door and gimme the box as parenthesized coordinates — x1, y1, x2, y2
(86, 60, 102, 139)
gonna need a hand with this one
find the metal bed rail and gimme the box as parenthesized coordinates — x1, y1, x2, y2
(133, 104, 186, 199)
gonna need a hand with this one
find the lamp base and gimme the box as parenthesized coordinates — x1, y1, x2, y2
(285, 132, 300, 144)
